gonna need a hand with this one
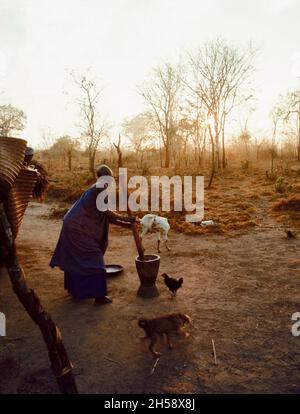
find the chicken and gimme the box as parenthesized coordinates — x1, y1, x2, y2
(162, 273, 183, 298)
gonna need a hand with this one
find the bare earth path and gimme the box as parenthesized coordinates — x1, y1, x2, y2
(1, 201, 300, 394)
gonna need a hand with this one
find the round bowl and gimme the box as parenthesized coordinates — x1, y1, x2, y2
(105, 264, 124, 278)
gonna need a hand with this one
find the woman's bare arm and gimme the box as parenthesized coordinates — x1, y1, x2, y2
(106, 210, 136, 226)
(109, 218, 132, 228)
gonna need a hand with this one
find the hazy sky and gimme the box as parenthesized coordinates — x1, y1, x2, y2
(0, 0, 300, 148)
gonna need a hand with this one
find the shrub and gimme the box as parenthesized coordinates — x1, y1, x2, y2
(275, 176, 292, 194)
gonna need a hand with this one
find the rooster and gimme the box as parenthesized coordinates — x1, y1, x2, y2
(162, 273, 183, 298)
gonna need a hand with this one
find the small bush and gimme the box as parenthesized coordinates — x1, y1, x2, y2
(275, 177, 292, 194)
(241, 160, 249, 170)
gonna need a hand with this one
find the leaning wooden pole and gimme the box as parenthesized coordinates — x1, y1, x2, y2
(0, 203, 78, 394)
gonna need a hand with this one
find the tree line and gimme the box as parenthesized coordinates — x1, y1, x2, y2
(1, 38, 300, 185)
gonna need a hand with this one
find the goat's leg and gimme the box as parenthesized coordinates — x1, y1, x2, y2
(165, 239, 171, 252)
(162, 230, 171, 251)
(157, 232, 161, 253)
(163, 230, 171, 252)
(157, 239, 161, 253)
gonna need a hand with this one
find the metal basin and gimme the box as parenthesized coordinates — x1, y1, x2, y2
(105, 264, 124, 278)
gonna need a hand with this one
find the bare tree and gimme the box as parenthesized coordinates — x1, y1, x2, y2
(50, 135, 79, 171)
(254, 137, 265, 162)
(40, 127, 56, 170)
(123, 112, 153, 168)
(179, 97, 207, 168)
(207, 119, 215, 188)
(280, 88, 300, 161)
(238, 127, 252, 166)
(270, 105, 283, 173)
(72, 73, 108, 177)
(113, 134, 123, 168)
(175, 117, 191, 167)
(41, 127, 55, 148)
(188, 39, 256, 174)
(0, 104, 26, 136)
(139, 62, 182, 168)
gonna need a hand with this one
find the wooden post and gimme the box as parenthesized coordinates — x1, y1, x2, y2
(0, 203, 78, 394)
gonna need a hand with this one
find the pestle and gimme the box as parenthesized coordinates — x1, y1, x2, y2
(127, 208, 145, 260)
(119, 172, 145, 261)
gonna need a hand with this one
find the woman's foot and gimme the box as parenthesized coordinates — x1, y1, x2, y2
(94, 296, 113, 306)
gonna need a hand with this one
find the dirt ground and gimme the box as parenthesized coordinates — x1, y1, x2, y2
(1, 193, 300, 394)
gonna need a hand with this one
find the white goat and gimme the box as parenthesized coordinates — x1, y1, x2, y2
(140, 214, 171, 253)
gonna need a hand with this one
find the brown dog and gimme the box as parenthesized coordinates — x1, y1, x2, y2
(138, 313, 191, 358)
